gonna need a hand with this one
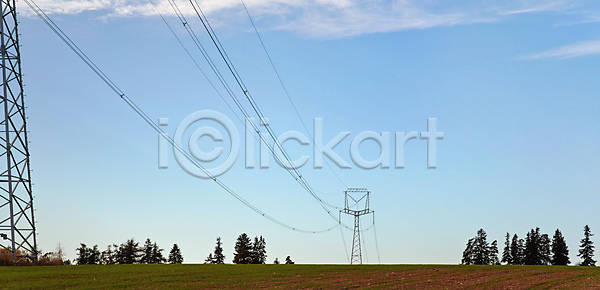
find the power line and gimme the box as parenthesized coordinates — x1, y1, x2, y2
(373, 217, 382, 264)
(23, 0, 340, 235)
(167, 0, 350, 228)
(159, 0, 329, 209)
(155, 0, 300, 178)
(339, 221, 350, 263)
(239, 0, 348, 189)
(186, 2, 381, 264)
(148, 0, 242, 125)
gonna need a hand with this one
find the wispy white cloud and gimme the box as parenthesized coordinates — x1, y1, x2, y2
(498, 0, 569, 16)
(20, 0, 589, 38)
(524, 40, 600, 60)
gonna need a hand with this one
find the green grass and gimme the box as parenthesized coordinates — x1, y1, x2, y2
(0, 264, 599, 289)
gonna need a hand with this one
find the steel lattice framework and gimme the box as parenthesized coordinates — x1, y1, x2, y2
(0, 0, 37, 263)
(340, 188, 373, 265)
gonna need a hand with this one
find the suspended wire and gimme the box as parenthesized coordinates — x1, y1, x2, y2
(187, 0, 299, 180)
(187, 0, 346, 221)
(239, 0, 348, 189)
(163, 0, 298, 186)
(148, 0, 280, 161)
(338, 219, 350, 263)
(150, 2, 342, 211)
(157, 0, 294, 173)
(178, 0, 350, 228)
(373, 219, 382, 264)
(23, 0, 340, 235)
(160, 0, 332, 208)
(148, 0, 242, 125)
(148, 0, 306, 194)
(164, 0, 250, 120)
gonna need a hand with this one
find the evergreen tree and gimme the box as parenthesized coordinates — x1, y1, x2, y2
(490, 240, 500, 265)
(101, 245, 115, 265)
(539, 233, 551, 265)
(251, 236, 267, 264)
(110, 243, 122, 264)
(117, 239, 142, 264)
(75, 243, 100, 265)
(578, 225, 596, 266)
(233, 233, 253, 264)
(89, 245, 101, 265)
(516, 237, 526, 265)
(461, 229, 498, 265)
(509, 234, 521, 265)
(472, 229, 491, 265)
(205, 253, 214, 264)
(212, 237, 225, 264)
(75, 243, 88, 265)
(551, 229, 570, 265)
(523, 227, 553, 265)
(524, 228, 542, 265)
(169, 244, 184, 264)
(501, 233, 512, 265)
(285, 256, 294, 264)
(273, 258, 280, 264)
(141, 238, 154, 264)
(461, 238, 474, 265)
(151, 242, 166, 264)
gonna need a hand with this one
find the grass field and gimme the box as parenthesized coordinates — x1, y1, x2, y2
(1, 264, 600, 288)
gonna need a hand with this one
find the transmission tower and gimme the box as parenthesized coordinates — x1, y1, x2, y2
(0, 0, 37, 263)
(340, 188, 373, 265)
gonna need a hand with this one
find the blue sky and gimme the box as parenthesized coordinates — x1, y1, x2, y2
(19, 0, 600, 264)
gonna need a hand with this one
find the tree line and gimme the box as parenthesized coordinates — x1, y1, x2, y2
(462, 225, 595, 266)
(75, 238, 182, 265)
(74, 233, 295, 265)
(204, 233, 294, 265)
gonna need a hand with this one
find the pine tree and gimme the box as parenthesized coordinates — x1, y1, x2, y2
(101, 245, 115, 265)
(205, 253, 214, 264)
(212, 237, 225, 264)
(472, 229, 491, 265)
(251, 236, 267, 264)
(551, 229, 570, 265)
(151, 242, 166, 264)
(75, 243, 100, 265)
(509, 234, 520, 265)
(501, 233, 512, 265)
(490, 240, 500, 265)
(233, 233, 253, 264)
(539, 233, 551, 265)
(168, 243, 183, 264)
(461, 229, 498, 265)
(141, 238, 154, 264)
(524, 228, 542, 265)
(110, 243, 122, 264)
(578, 225, 596, 266)
(75, 243, 88, 265)
(461, 238, 474, 265)
(89, 245, 101, 265)
(516, 237, 526, 265)
(118, 239, 142, 264)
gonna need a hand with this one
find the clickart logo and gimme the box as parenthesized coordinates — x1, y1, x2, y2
(158, 110, 444, 179)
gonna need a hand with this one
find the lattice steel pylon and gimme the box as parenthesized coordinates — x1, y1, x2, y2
(340, 188, 373, 265)
(0, 0, 37, 263)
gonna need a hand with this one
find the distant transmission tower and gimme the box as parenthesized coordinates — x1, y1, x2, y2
(0, 0, 37, 263)
(341, 188, 373, 265)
